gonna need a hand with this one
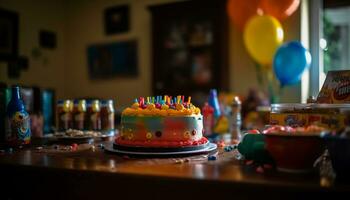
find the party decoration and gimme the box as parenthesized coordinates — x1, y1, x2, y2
(261, 0, 300, 21)
(273, 41, 311, 86)
(227, 0, 262, 31)
(243, 15, 284, 67)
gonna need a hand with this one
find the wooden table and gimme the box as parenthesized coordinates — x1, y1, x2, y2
(0, 140, 349, 200)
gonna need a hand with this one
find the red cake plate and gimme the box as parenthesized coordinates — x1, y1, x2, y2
(104, 138, 217, 157)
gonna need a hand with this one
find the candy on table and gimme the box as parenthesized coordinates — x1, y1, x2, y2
(71, 143, 78, 151)
(208, 155, 217, 161)
(262, 125, 295, 134)
(262, 125, 327, 135)
(256, 166, 264, 173)
(224, 145, 235, 152)
(216, 140, 226, 147)
(7, 148, 13, 153)
(245, 160, 254, 165)
(247, 129, 260, 134)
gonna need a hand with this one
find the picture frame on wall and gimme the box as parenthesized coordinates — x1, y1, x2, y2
(87, 40, 138, 79)
(104, 5, 130, 35)
(0, 8, 19, 61)
(39, 30, 57, 49)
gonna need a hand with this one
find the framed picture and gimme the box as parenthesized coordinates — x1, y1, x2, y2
(87, 40, 138, 79)
(0, 8, 18, 61)
(39, 30, 57, 49)
(104, 5, 129, 35)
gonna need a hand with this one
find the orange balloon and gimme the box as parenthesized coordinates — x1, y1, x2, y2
(261, 0, 300, 20)
(227, 0, 262, 31)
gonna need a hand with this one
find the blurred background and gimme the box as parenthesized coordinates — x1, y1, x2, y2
(0, 0, 349, 132)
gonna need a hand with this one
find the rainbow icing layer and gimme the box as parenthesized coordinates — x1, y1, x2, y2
(116, 96, 207, 148)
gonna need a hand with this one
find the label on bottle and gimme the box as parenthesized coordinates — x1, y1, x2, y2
(101, 113, 114, 131)
(90, 113, 101, 130)
(58, 112, 72, 131)
(5, 111, 31, 145)
(73, 113, 85, 130)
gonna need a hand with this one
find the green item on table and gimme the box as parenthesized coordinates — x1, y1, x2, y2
(237, 133, 274, 164)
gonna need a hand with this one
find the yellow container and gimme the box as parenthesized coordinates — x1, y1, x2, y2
(270, 103, 350, 130)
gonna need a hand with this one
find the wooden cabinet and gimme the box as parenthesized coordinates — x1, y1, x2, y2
(149, 0, 228, 103)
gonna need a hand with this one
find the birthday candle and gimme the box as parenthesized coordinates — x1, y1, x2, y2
(188, 96, 191, 104)
(182, 96, 185, 104)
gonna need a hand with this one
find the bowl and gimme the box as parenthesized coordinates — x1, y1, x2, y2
(323, 135, 350, 181)
(265, 133, 325, 173)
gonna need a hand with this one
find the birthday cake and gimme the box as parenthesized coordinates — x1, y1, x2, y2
(115, 96, 208, 149)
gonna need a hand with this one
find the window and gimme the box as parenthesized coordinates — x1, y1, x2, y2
(307, 0, 350, 98)
(323, 1, 350, 73)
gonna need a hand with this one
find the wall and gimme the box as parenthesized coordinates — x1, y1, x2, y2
(65, 0, 302, 107)
(0, 0, 302, 108)
(64, 0, 181, 108)
(0, 0, 66, 98)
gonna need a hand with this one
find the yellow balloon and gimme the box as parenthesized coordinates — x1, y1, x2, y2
(243, 15, 284, 67)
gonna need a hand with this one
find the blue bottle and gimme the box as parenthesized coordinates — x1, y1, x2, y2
(208, 89, 221, 118)
(5, 86, 31, 146)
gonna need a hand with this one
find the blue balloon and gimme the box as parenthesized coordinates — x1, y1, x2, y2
(273, 41, 311, 86)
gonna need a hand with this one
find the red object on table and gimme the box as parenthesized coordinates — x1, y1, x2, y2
(265, 134, 324, 172)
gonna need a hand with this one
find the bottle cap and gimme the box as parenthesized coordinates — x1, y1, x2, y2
(232, 96, 241, 105)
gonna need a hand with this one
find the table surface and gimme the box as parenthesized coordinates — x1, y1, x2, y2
(0, 138, 349, 199)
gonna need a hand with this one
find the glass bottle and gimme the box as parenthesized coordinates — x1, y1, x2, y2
(56, 99, 73, 131)
(100, 99, 115, 135)
(5, 86, 31, 146)
(73, 99, 86, 130)
(202, 102, 214, 137)
(230, 96, 242, 142)
(86, 100, 101, 131)
(208, 89, 221, 118)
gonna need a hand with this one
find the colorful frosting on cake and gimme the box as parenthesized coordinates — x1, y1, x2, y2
(115, 95, 208, 147)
